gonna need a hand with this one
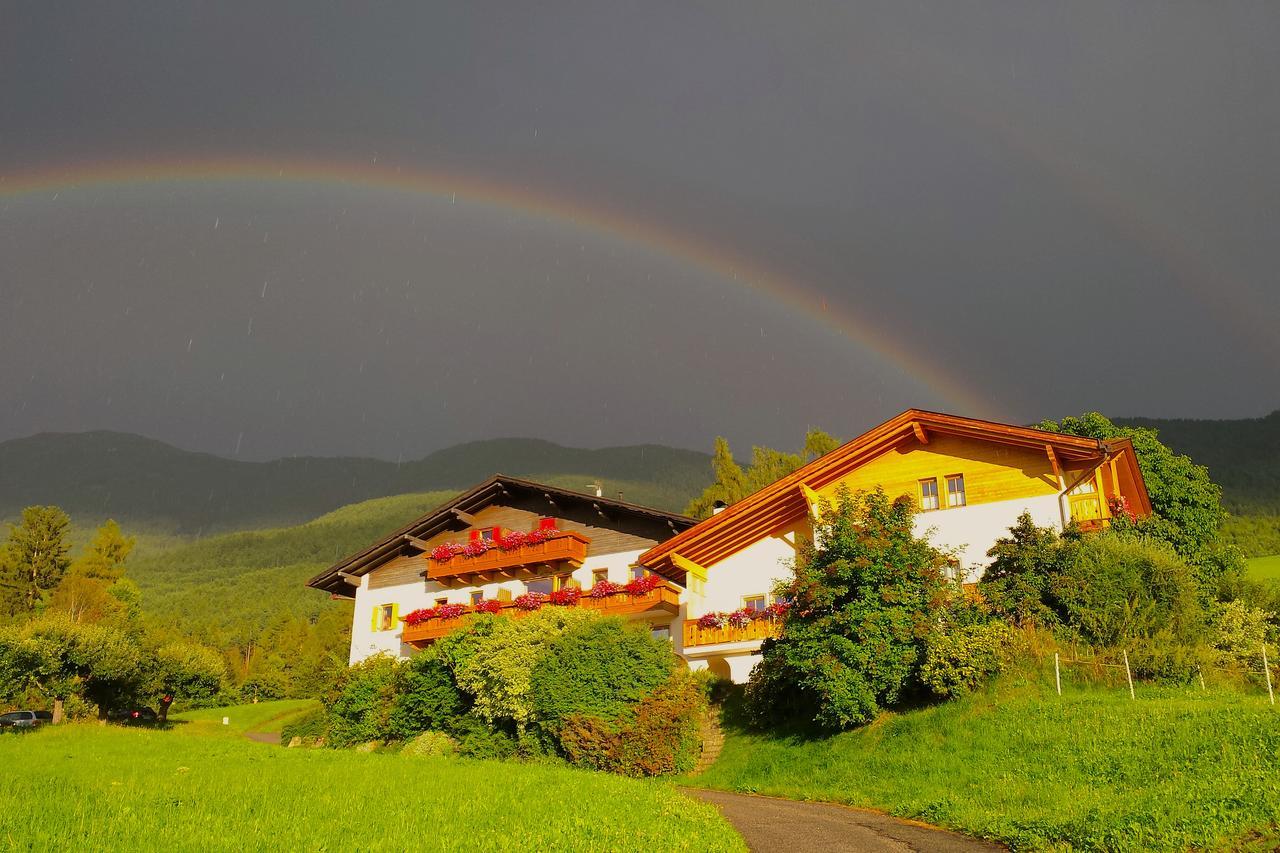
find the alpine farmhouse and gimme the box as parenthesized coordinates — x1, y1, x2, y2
(307, 410, 1152, 682)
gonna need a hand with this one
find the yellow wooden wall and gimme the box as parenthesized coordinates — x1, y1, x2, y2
(814, 433, 1061, 509)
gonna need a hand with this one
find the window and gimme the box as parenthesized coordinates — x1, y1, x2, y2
(592, 567, 609, 585)
(946, 474, 967, 508)
(1069, 478, 1097, 495)
(470, 591, 484, 605)
(651, 625, 672, 643)
(479, 528, 496, 542)
(374, 604, 395, 632)
(435, 597, 448, 607)
(919, 478, 940, 511)
(526, 577, 554, 595)
(555, 574, 578, 592)
(630, 566, 648, 581)
(742, 594, 767, 612)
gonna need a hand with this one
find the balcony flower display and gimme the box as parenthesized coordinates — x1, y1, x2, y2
(588, 580, 622, 598)
(763, 601, 791, 620)
(431, 542, 465, 561)
(473, 599, 503, 615)
(436, 603, 467, 619)
(697, 612, 726, 630)
(514, 592, 547, 611)
(624, 574, 662, 596)
(548, 587, 581, 606)
(1109, 495, 1137, 523)
(402, 607, 438, 626)
(461, 539, 492, 557)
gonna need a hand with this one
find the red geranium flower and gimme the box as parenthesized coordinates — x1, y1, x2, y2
(548, 587, 581, 606)
(473, 599, 503, 615)
(514, 592, 547, 611)
(588, 580, 622, 598)
(624, 574, 662, 596)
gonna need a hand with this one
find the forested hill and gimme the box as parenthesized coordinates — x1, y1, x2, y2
(0, 431, 713, 533)
(1114, 410, 1280, 514)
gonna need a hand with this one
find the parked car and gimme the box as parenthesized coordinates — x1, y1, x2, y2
(117, 708, 158, 726)
(0, 711, 47, 729)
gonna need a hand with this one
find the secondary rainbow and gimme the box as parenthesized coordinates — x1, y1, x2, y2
(1, 156, 997, 418)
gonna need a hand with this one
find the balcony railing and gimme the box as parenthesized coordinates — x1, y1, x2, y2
(401, 579, 682, 647)
(682, 617, 780, 648)
(426, 531, 590, 583)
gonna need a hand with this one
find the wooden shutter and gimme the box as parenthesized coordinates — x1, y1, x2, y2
(538, 517, 557, 531)
(391, 603, 400, 629)
(371, 606, 381, 632)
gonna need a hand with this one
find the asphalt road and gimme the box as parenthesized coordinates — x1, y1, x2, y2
(685, 789, 1004, 853)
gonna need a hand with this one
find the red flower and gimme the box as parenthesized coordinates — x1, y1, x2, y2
(430, 542, 464, 561)
(461, 539, 491, 557)
(727, 608, 755, 629)
(764, 601, 791, 620)
(548, 586, 582, 606)
(697, 612, 726, 630)
(473, 599, 503, 615)
(624, 574, 662, 596)
(436, 603, 467, 619)
(402, 607, 438, 626)
(514, 592, 547, 611)
(588, 580, 622, 598)
(497, 531, 528, 550)
(1109, 495, 1137, 523)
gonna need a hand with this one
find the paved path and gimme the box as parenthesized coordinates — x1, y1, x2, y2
(685, 789, 1003, 853)
(244, 731, 278, 744)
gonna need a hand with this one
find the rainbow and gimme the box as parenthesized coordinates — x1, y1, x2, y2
(0, 156, 998, 418)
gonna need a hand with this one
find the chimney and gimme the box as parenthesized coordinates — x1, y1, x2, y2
(712, 500, 727, 515)
(588, 482, 603, 498)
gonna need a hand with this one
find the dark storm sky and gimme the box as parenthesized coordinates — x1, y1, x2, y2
(2, 2, 1277, 461)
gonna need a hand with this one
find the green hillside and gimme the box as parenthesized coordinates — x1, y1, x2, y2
(0, 431, 712, 534)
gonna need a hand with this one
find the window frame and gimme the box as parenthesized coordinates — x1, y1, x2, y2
(945, 473, 967, 508)
(919, 477, 940, 511)
(742, 594, 767, 612)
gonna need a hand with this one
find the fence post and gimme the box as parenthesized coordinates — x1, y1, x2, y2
(1197, 665, 1206, 692)
(1264, 645, 1275, 706)
(1054, 652, 1062, 696)
(1123, 649, 1135, 700)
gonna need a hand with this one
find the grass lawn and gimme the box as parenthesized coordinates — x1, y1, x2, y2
(1246, 554, 1280, 580)
(171, 699, 320, 735)
(1, 719, 744, 852)
(693, 683, 1280, 851)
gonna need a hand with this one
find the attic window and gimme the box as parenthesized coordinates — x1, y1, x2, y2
(919, 478, 940, 512)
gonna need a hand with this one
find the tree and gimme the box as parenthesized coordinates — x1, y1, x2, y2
(148, 642, 225, 722)
(980, 512, 1075, 627)
(1038, 413, 1236, 583)
(746, 486, 949, 731)
(22, 615, 143, 722)
(0, 506, 72, 612)
(686, 428, 840, 519)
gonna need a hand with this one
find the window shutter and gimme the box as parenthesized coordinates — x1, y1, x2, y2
(538, 517, 556, 531)
(371, 606, 380, 632)
(469, 529, 480, 542)
(391, 603, 400, 629)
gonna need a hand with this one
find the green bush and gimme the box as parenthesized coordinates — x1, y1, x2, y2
(1211, 599, 1272, 667)
(279, 706, 328, 745)
(921, 621, 1017, 698)
(326, 654, 400, 747)
(559, 670, 706, 776)
(454, 607, 596, 728)
(389, 652, 468, 740)
(450, 715, 518, 761)
(400, 730, 456, 758)
(530, 617, 674, 733)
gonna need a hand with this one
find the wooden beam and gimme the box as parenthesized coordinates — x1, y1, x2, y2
(591, 502, 611, 520)
(543, 492, 558, 508)
(1045, 444, 1062, 483)
(913, 422, 929, 444)
(451, 508, 477, 526)
(402, 534, 432, 551)
(337, 571, 361, 586)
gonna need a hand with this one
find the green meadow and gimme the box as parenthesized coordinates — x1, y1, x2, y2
(692, 684, 1280, 851)
(0, 703, 744, 853)
(1246, 554, 1280, 580)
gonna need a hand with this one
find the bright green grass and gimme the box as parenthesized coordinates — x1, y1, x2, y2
(1246, 554, 1280, 580)
(694, 685, 1280, 851)
(171, 699, 321, 735)
(1, 724, 744, 852)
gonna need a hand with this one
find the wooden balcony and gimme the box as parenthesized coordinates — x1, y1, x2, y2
(426, 531, 589, 585)
(401, 579, 682, 648)
(682, 617, 780, 648)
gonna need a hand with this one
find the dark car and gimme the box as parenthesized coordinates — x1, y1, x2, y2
(0, 711, 47, 729)
(119, 708, 158, 726)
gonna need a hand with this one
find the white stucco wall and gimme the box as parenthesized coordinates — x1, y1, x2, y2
(913, 493, 1063, 583)
(348, 548, 650, 665)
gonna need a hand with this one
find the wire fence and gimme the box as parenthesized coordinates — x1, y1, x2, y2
(1048, 644, 1277, 704)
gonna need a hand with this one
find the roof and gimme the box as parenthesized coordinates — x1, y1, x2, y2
(306, 474, 697, 596)
(638, 409, 1153, 575)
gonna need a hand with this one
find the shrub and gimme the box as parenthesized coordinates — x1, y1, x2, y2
(453, 608, 595, 728)
(559, 671, 706, 776)
(746, 486, 949, 731)
(530, 617, 674, 733)
(921, 621, 1017, 698)
(400, 730, 457, 758)
(450, 715, 518, 760)
(1210, 600, 1271, 668)
(326, 655, 400, 747)
(279, 706, 328, 745)
(389, 652, 468, 740)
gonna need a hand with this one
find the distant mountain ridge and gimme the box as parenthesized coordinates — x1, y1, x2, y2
(0, 430, 714, 533)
